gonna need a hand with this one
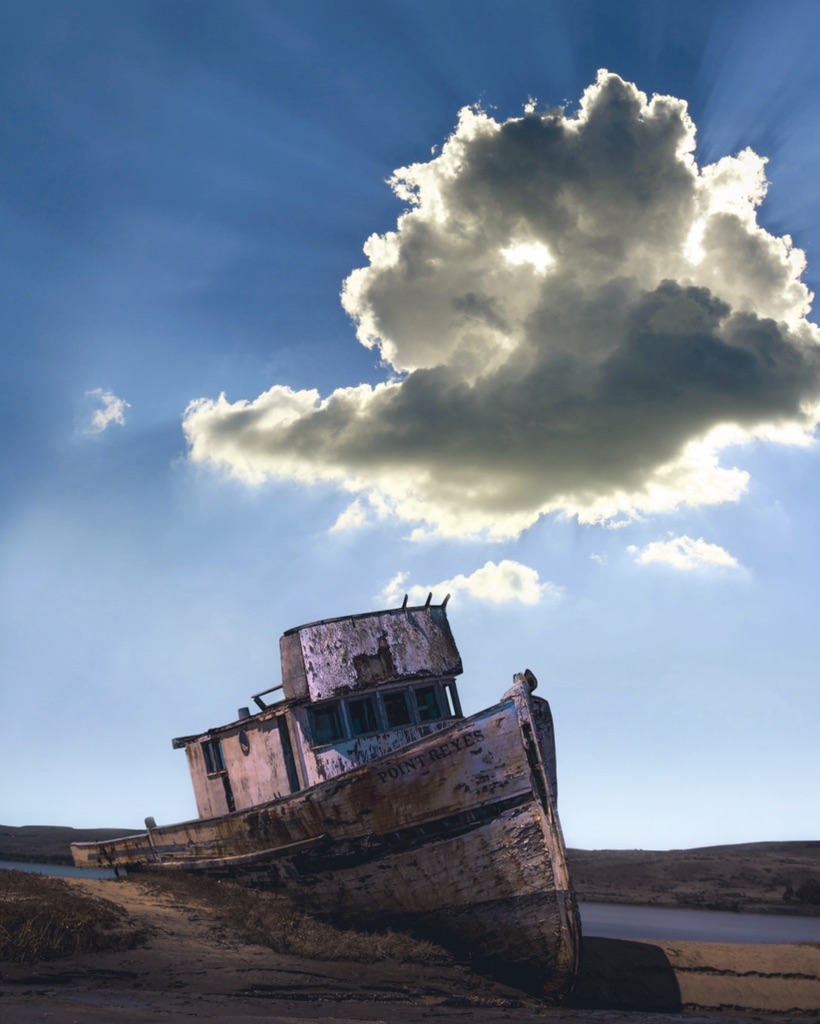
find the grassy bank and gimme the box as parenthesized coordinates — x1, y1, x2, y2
(0, 869, 148, 961)
(0, 868, 447, 967)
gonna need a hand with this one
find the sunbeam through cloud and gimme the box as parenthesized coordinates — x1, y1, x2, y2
(184, 71, 820, 539)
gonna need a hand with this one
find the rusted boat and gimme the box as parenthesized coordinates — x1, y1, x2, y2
(71, 598, 580, 997)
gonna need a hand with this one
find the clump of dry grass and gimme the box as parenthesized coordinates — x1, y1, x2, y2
(138, 870, 449, 964)
(0, 869, 147, 963)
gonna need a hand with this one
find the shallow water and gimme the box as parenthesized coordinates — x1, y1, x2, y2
(580, 900, 820, 943)
(0, 858, 122, 880)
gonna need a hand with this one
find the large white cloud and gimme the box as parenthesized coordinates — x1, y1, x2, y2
(379, 560, 559, 607)
(184, 71, 820, 539)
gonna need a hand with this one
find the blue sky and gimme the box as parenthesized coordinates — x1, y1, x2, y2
(2, 1, 820, 850)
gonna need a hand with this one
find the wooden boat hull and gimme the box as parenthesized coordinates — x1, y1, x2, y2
(72, 681, 580, 996)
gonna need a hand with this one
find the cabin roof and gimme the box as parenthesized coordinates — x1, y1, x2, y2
(280, 601, 462, 702)
(171, 600, 462, 748)
(281, 597, 449, 636)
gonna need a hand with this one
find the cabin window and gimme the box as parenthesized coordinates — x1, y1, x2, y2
(414, 685, 442, 722)
(382, 690, 412, 728)
(310, 701, 345, 745)
(348, 696, 379, 736)
(202, 739, 226, 775)
(307, 681, 461, 748)
(442, 681, 462, 718)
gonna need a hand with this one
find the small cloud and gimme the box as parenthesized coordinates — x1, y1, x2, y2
(380, 571, 411, 605)
(604, 519, 636, 531)
(85, 389, 130, 434)
(590, 553, 608, 565)
(330, 499, 370, 533)
(379, 559, 561, 607)
(628, 534, 740, 571)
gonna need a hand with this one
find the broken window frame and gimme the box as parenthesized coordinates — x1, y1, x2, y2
(414, 685, 443, 723)
(347, 695, 379, 737)
(309, 701, 346, 745)
(381, 688, 413, 728)
(442, 680, 462, 718)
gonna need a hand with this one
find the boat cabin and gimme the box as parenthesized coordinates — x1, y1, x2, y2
(172, 600, 464, 819)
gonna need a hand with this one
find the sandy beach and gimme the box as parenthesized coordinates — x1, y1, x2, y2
(1, 828, 819, 1023)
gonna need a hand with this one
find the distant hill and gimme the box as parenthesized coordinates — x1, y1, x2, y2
(568, 841, 820, 916)
(0, 824, 141, 865)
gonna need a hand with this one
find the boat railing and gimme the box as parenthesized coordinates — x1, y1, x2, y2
(252, 683, 284, 710)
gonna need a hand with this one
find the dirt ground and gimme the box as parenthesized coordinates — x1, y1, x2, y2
(2, 827, 819, 1022)
(1, 874, 819, 1024)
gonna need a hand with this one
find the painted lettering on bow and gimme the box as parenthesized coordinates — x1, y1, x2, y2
(375, 730, 485, 783)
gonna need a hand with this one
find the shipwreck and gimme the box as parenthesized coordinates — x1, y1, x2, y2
(72, 598, 580, 997)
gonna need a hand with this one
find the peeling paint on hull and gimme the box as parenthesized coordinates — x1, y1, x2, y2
(72, 681, 580, 998)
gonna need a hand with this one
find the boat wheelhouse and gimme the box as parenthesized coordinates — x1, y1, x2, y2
(172, 598, 465, 816)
